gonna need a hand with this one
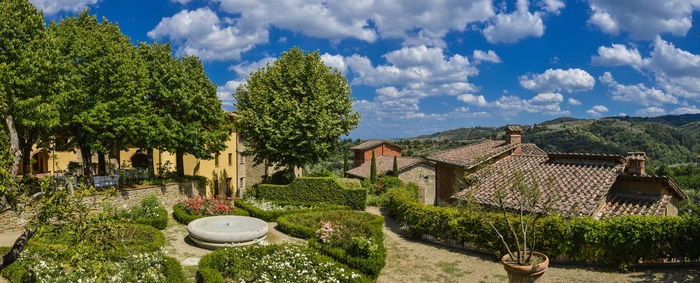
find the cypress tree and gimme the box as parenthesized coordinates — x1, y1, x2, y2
(343, 149, 349, 177)
(370, 151, 377, 183)
(392, 155, 398, 177)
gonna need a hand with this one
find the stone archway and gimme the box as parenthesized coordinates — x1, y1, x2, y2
(31, 151, 50, 174)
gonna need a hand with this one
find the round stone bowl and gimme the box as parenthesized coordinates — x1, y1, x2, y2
(187, 215, 268, 249)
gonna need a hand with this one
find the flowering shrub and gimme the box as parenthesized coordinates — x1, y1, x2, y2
(198, 244, 365, 282)
(347, 237, 379, 258)
(244, 197, 316, 212)
(316, 220, 342, 244)
(368, 176, 403, 195)
(180, 195, 236, 216)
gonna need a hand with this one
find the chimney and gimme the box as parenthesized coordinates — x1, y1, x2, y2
(626, 152, 647, 176)
(505, 125, 522, 155)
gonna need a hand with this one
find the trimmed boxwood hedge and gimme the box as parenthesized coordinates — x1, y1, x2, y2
(386, 187, 700, 270)
(249, 177, 367, 210)
(234, 198, 350, 222)
(277, 210, 386, 277)
(128, 206, 168, 230)
(172, 202, 249, 225)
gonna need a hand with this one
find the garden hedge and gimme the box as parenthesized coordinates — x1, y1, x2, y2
(129, 206, 168, 230)
(277, 210, 386, 277)
(386, 187, 700, 270)
(172, 202, 249, 225)
(249, 177, 367, 210)
(234, 198, 350, 222)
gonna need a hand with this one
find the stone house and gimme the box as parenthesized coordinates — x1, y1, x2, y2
(346, 140, 436, 204)
(427, 126, 687, 218)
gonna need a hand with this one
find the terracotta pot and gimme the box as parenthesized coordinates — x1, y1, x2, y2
(501, 251, 549, 283)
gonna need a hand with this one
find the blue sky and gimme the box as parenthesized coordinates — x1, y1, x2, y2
(33, 0, 700, 139)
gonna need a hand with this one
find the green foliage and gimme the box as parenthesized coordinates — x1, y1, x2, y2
(277, 210, 386, 277)
(386, 187, 700, 270)
(336, 177, 362, 188)
(251, 177, 367, 210)
(233, 47, 360, 170)
(171, 202, 249, 225)
(348, 237, 380, 259)
(343, 149, 349, 177)
(234, 198, 349, 222)
(392, 156, 398, 177)
(370, 151, 377, 183)
(163, 256, 187, 283)
(365, 193, 390, 207)
(198, 244, 367, 282)
(306, 169, 336, 177)
(117, 194, 169, 230)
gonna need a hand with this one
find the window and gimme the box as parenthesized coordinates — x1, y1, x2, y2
(215, 154, 220, 167)
(228, 153, 233, 166)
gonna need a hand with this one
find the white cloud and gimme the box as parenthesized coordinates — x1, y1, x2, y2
(586, 105, 608, 116)
(171, 0, 191, 4)
(147, 8, 268, 61)
(670, 106, 700, 115)
(30, 0, 99, 15)
(460, 92, 567, 116)
(217, 80, 241, 106)
(591, 44, 643, 67)
(482, 0, 545, 44)
(321, 53, 348, 73)
(472, 50, 502, 64)
(228, 57, 276, 77)
(539, 0, 565, 14)
(635, 106, 667, 117)
(599, 72, 678, 106)
(519, 68, 595, 93)
(567, 98, 581, 105)
(458, 94, 488, 106)
(586, 0, 700, 40)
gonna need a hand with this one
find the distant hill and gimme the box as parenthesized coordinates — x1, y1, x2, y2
(401, 115, 700, 167)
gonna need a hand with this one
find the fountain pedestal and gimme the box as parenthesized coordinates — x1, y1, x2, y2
(187, 215, 268, 249)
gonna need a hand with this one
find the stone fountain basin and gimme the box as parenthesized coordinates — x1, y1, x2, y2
(187, 215, 268, 248)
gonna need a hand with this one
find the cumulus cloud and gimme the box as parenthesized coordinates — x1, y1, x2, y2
(591, 44, 643, 67)
(30, 0, 99, 15)
(482, 0, 545, 44)
(539, 0, 565, 14)
(635, 106, 667, 117)
(171, 0, 191, 4)
(228, 57, 276, 77)
(217, 80, 241, 106)
(599, 72, 678, 106)
(472, 50, 502, 64)
(568, 98, 581, 105)
(147, 8, 268, 60)
(670, 106, 700, 115)
(519, 68, 595, 93)
(585, 0, 700, 40)
(321, 53, 348, 73)
(458, 94, 488, 106)
(586, 105, 608, 116)
(459, 92, 568, 116)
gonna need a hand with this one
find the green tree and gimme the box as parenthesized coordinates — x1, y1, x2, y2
(370, 151, 377, 183)
(233, 47, 360, 175)
(343, 149, 349, 177)
(160, 55, 231, 177)
(392, 155, 398, 177)
(49, 10, 148, 185)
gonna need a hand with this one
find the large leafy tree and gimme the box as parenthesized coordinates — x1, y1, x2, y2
(0, 0, 61, 177)
(160, 55, 231, 177)
(49, 10, 148, 185)
(233, 47, 360, 173)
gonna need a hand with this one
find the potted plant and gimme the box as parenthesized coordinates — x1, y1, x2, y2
(459, 169, 554, 283)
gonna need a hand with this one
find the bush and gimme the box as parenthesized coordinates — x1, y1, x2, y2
(368, 176, 403, 195)
(198, 244, 367, 282)
(250, 177, 367, 210)
(234, 198, 349, 222)
(365, 193, 390, 207)
(277, 210, 386, 277)
(118, 194, 169, 229)
(385, 187, 700, 270)
(172, 202, 248, 225)
(337, 177, 362, 188)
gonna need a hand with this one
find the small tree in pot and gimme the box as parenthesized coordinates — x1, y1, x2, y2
(459, 168, 555, 283)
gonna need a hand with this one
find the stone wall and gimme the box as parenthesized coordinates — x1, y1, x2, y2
(0, 181, 206, 233)
(399, 162, 436, 205)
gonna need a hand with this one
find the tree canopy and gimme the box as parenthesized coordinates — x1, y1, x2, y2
(233, 47, 360, 172)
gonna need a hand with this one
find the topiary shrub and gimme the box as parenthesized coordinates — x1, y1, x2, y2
(252, 177, 367, 210)
(337, 177, 362, 188)
(234, 198, 349, 222)
(172, 202, 249, 225)
(118, 194, 169, 229)
(277, 210, 386, 277)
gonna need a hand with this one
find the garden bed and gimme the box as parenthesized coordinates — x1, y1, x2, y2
(234, 197, 349, 222)
(197, 244, 367, 282)
(250, 177, 367, 210)
(172, 195, 249, 225)
(115, 194, 169, 229)
(277, 210, 386, 277)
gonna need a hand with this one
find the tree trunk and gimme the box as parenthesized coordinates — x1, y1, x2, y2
(97, 152, 106, 176)
(176, 151, 184, 177)
(146, 148, 155, 178)
(5, 116, 21, 179)
(19, 136, 33, 176)
(80, 145, 94, 186)
(0, 227, 36, 271)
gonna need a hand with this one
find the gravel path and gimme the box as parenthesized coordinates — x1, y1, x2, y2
(368, 206, 699, 283)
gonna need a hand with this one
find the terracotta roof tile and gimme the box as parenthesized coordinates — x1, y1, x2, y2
(520, 143, 547, 156)
(346, 156, 425, 179)
(426, 140, 515, 168)
(349, 140, 401, 150)
(454, 153, 626, 216)
(596, 193, 672, 218)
